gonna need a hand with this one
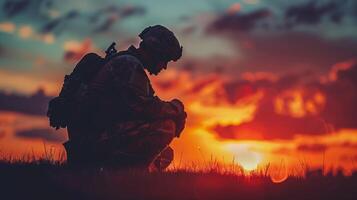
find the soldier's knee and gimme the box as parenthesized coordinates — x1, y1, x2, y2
(158, 119, 175, 139)
(163, 119, 176, 132)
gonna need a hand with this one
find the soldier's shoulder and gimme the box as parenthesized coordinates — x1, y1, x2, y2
(111, 54, 143, 69)
(107, 54, 143, 76)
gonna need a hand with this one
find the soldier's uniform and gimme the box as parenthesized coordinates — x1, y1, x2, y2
(65, 46, 183, 169)
(49, 25, 185, 169)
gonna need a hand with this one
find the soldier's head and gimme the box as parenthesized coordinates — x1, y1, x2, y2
(138, 25, 182, 75)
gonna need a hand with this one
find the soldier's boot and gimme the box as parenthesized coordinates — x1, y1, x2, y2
(64, 140, 99, 168)
(64, 140, 80, 166)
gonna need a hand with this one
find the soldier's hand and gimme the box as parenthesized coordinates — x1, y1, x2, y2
(175, 111, 186, 138)
(47, 97, 68, 129)
(169, 99, 186, 137)
(170, 99, 185, 114)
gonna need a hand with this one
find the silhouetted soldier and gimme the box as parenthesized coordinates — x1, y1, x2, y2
(48, 25, 186, 170)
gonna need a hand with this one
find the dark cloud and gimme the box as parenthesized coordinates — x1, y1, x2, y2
(41, 18, 62, 33)
(3, 1, 146, 36)
(16, 128, 66, 142)
(120, 5, 145, 18)
(341, 142, 357, 149)
(320, 63, 357, 129)
(207, 9, 272, 33)
(222, 79, 272, 104)
(41, 10, 80, 33)
(189, 76, 220, 94)
(155, 81, 177, 91)
(296, 143, 327, 152)
(2, 0, 31, 17)
(275, 141, 357, 156)
(297, 141, 357, 153)
(63, 38, 92, 63)
(236, 32, 357, 72)
(2, 0, 54, 18)
(92, 5, 146, 33)
(284, 1, 343, 27)
(223, 81, 254, 104)
(93, 15, 118, 33)
(0, 88, 53, 116)
(211, 110, 326, 140)
(206, 1, 354, 34)
(210, 63, 357, 140)
(204, 2, 357, 74)
(202, 2, 357, 77)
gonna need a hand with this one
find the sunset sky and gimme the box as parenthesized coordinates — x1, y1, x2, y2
(1, 0, 357, 175)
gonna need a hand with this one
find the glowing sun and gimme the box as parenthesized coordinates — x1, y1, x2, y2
(224, 143, 263, 171)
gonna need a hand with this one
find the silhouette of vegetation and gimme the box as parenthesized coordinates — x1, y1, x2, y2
(0, 156, 356, 200)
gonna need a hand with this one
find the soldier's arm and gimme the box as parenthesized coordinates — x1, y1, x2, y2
(110, 56, 182, 120)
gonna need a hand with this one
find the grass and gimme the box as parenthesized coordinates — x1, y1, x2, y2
(0, 155, 357, 200)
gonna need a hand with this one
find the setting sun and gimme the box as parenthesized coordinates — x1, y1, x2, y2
(224, 143, 263, 171)
(1, 0, 357, 199)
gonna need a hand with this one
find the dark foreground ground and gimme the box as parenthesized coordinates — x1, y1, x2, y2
(1, 161, 356, 200)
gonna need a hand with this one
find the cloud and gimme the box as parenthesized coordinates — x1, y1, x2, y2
(230, 32, 357, 73)
(296, 141, 357, 153)
(2, 0, 31, 17)
(0, 22, 56, 44)
(0, 88, 53, 116)
(18, 25, 33, 39)
(206, 1, 354, 35)
(2, 0, 56, 19)
(15, 128, 66, 142)
(275, 140, 357, 156)
(222, 80, 265, 104)
(93, 14, 119, 33)
(284, 1, 343, 27)
(41, 10, 80, 34)
(92, 5, 146, 33)
(63, 38, 93, 63)
(226, 3, 241, 15)
(211, 114, 326, 140)
(203, 2, 357, 73)
(296, 143, 327, 152)
(320, 62, 357, 129)
(0, 22, 16, 33)
(210, 62, 357, 140)
(2, 1, 146, 37)
(207, 8, 272, 33)
(120, 5, 146, 18)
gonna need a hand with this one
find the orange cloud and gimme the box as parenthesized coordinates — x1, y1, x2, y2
(63, 38, 94, 62)
(18, 25, 33, 39)
(0, 22, 15, 33)
(0, 112, 65, 157)
(274, 89, 326, 117)
(0, 69, 61, 95)
(328, 59, 356, 81)
(0, 22, 56, 44)
(227, 3, 242, 14)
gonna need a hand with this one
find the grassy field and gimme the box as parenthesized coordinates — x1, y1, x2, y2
(0, 158, 356, 200)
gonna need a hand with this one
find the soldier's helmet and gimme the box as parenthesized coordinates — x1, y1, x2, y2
(139, 25, 183, 62)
